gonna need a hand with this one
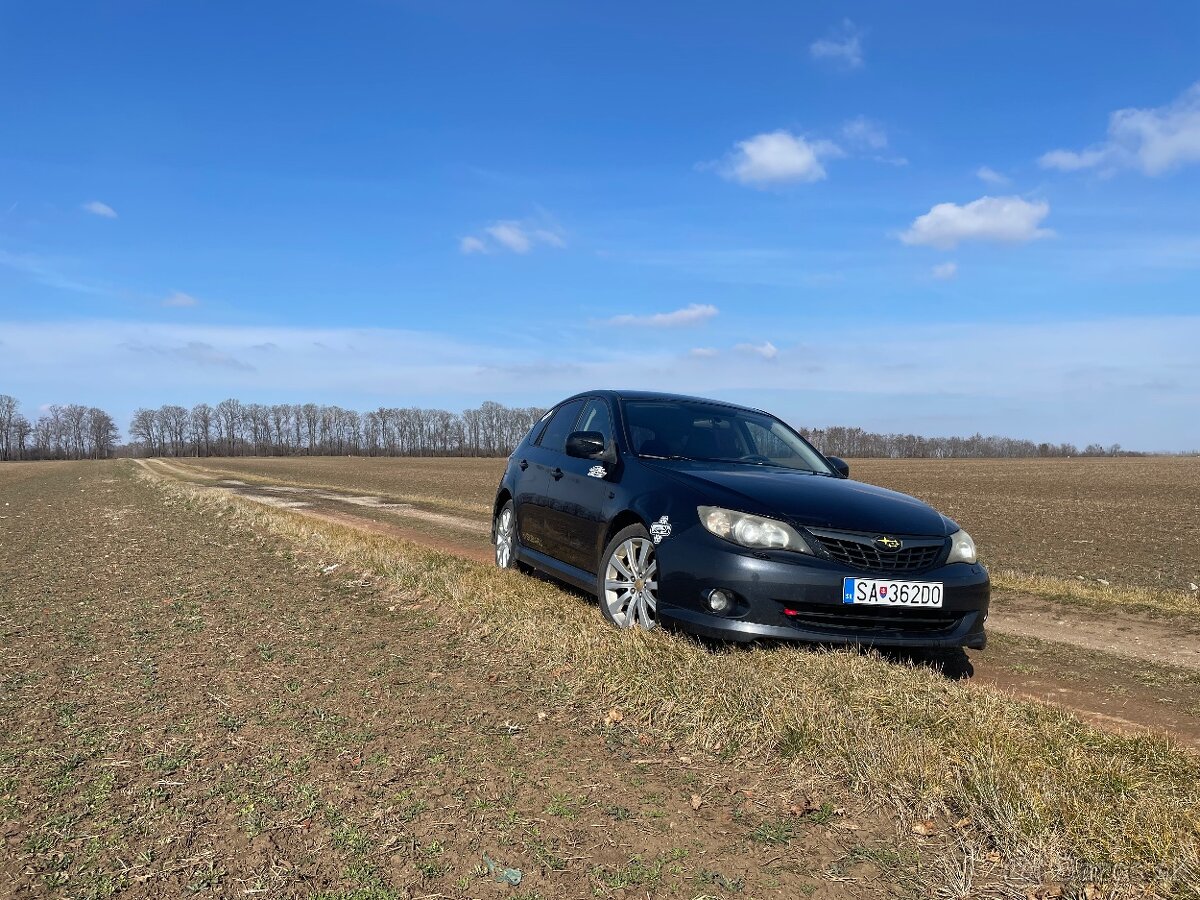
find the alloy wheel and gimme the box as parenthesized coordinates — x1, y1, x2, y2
(495, 507, 515, 568)
(603, 537, 658, 629)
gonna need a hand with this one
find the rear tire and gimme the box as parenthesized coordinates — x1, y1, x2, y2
(494, 501, 519, 570)
(597, 523, 659, 630)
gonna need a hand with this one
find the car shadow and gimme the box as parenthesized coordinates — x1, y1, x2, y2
(676, 631, 976, 681)
(876, 647, 975, 680)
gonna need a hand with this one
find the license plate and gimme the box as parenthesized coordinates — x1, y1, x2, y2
(843, 578, 943, 608)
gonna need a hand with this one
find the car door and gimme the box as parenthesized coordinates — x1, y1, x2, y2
(518, 399, 586, 558)
(509, 409, 553, 552)
(543, 397, 615, 574)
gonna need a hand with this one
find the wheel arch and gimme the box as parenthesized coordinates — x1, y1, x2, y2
(600, 510, 646, 557)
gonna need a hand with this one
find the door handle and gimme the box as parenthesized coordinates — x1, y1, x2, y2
(550, 467, 564, 480)
(519, 459, 529, 471)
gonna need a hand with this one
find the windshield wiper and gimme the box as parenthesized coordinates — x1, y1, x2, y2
(639, 453, 694, 461)
(705, 457, 826, 473)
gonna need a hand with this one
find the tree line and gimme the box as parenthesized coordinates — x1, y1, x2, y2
(126, 399, 549, 458)
(0, 395, 120, 461)
(0, 392, 1163, 462)
(794, 425, 1133, 460)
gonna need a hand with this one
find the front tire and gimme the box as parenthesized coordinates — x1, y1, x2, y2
(598, 524, 659, 631)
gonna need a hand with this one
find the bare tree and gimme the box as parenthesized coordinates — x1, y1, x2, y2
(84, 408, 119, 459)
(190, 403, 215, 456)
(158, 405, 188, 457)
(129, 408, 159, 456)
(0, 394, 16, 461)
(62, 404, 89, 459)
(269, 404, 292, 454)
(11, 414, 31, 458)
(215, 398, 243, 456)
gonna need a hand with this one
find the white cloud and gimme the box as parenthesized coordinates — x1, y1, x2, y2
(82, 201, 117, 219)
(162, 291, 199, 308)
(931, 262, 958, 280)
(1039, 82, 1200, 176)
(810, 19, 863, 69)
(718, 131, 843, 186)
(533, 229, 566, 249)
(735, 340, 778, 360)
(461, 219, 566, 255)
(485, 221, 533, 253)
(841, 116, 887, 150)
(1038, 148, 1109, 172)
(899, 196, 1053, 250)
(841, 117, 904, 165)
(605, 303, 718, 328)
(125, 339, 254, 371)
(690, 347, 719, 358)
(975, 166, 1010, 185)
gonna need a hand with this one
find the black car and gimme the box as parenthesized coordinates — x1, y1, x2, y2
(491, 390, 988, 649)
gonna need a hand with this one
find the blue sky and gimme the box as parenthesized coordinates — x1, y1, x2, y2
(1, 1, 1198, 449)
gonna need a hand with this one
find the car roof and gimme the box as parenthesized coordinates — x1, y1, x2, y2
(562, 389, 768, 416)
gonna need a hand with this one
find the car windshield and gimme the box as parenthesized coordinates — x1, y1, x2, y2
(621, 399, 833, 474)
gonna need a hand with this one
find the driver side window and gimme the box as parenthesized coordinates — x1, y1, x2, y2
(536, 399, 586, 454)
(576, 398, 613, 445)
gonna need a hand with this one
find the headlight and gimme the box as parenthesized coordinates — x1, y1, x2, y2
(947, 529, 977, 564)
(698, 506, 812, 554)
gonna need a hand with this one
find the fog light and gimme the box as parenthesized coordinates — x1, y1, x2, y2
(708, 589, 733, 613)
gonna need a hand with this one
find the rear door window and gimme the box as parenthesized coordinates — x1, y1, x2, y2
(526, 408, 554, 445)
(536, 399, 586, 454)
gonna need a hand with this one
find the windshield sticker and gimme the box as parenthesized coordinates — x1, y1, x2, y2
(650, 515, 672, 544)
(587, 465, 607, 478)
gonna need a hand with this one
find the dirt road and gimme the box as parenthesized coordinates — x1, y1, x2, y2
(138, 459, 1200, 750)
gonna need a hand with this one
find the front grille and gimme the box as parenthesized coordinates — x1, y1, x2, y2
(779, 601, 961, 636)
(807, 531, 946, 574)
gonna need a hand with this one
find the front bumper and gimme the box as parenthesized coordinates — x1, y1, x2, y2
(655, 528, 989, 649)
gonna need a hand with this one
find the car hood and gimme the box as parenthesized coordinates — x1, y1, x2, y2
(646, 461, 951, 536)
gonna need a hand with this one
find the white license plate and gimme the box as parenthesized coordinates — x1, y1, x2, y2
(843, 578, 943, 608)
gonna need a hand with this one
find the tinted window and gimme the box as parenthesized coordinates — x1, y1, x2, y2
(621, 399, 832, 473)
(576, 398, 613, 444)
(526, 408, 553, 445)
(536, 399, 586, 453)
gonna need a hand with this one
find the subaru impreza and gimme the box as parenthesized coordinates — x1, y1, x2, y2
(491, 390, 989, 649)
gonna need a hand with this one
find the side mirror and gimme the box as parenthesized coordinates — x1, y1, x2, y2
(566, 431, 610, 460)
(826, 456, 850, 478)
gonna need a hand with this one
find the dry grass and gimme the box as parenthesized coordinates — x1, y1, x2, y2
(141, 463, 1200, 898)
